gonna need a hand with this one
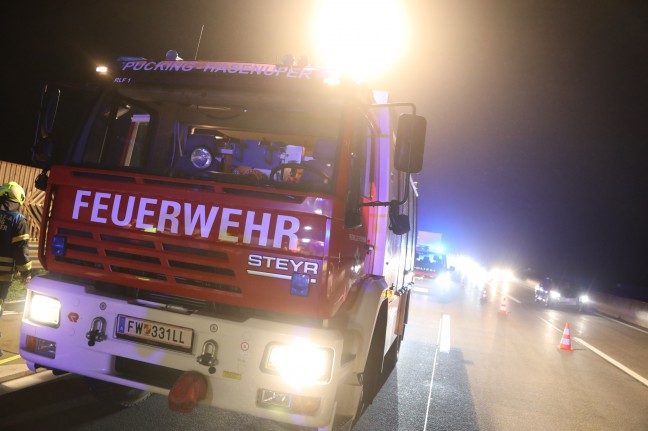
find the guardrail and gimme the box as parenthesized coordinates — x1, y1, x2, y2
(589, 291, 648, 330)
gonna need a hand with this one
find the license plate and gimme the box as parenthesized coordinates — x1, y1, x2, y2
(116, 315, 193, 353)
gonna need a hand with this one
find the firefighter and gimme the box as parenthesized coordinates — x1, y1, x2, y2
(0, 181, 32, 319)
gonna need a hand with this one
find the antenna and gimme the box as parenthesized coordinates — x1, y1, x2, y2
(194, 24, 205, 60)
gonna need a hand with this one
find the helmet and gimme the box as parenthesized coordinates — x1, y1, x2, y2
(0, 181, 26, 205)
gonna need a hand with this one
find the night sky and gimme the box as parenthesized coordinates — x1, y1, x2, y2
(4, 1, 648, 299)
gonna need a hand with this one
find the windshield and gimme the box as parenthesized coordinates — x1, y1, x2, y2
(415, 250, 448, 273)
(73, 87, 344, 193)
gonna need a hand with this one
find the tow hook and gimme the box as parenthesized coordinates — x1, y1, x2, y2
(86, 317, 107, 346)
(169, 371, 208, 413)
(196, 339, 218, 374)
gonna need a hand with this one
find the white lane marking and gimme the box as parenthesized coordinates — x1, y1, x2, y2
(504, 294, 522, 304)
(439, 314, 451, 353)
(423, 314, 451, 431)
(423, 346, 439, 431)
(538, 317, 564, 333)
(2, 310, 22, 316)
(572, 336, 648, 387)
(539, 317, 648, 388)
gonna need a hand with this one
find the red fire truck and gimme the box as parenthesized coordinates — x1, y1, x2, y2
(21, 51, 426, 430)
(414, 245, 449, 279)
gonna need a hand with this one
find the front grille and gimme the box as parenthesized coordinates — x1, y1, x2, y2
(100, 234, 155, 248)
(110, 265, 167, 280)
(52, 226, 241, 294)
(106, 250, 161, 264)
(169, 260, 234, 275)
(56, 256, 104, 269)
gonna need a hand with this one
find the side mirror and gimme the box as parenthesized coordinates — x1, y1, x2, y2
(32, 137, 54, 166)
(394, 114, 426, 173)
(388, 201, 410, 235)
(32, 85, 61, 166)
(35, 171, 49, 192)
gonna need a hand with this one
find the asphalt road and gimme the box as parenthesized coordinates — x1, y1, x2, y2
(1, 278, 647, 430)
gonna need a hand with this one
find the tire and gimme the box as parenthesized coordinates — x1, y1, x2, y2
(383, 336, 400, 373)
(86, 377, 152, 407)
(400, 290, 411, 343)
(361, 332, 383, 407)
(353, 313, 386, 427)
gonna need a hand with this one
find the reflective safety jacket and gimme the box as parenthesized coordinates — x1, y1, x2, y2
(0, 200, 32, 282)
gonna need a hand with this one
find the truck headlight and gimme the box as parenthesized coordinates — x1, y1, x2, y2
(25, 291, 61, 327)
(262, 341, 334, 384)
(579, 294, 590, 303)
(550, 291, 561, 299)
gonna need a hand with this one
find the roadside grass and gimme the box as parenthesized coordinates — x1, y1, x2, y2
(7, 278, 28, 302)
(7, 270, 47, 302)
(7, 278, 27, 302)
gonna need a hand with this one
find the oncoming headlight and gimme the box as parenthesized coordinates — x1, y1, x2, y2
(25, 291, 61, 327)
(550, 291, 561, 299)
(190, 147, 213, 169)
(501, 282, 510, 294)
(262, 341, 334, 384)
(579, 294, 590, 303)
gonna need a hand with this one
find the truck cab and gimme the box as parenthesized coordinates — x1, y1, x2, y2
(22, 53, 426, 429)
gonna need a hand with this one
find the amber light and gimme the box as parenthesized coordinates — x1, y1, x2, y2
(257, 388, 321, 415)
(25, 335, 56, 359)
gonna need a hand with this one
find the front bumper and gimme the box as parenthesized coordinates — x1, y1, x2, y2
(20, 276, 349, 427)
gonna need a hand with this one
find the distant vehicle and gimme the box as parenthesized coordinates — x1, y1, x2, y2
(534, 277, 590, 312)
(480, 287, 489, 303)
(412, 246, 458, 298)
(414, 246, 450, 280)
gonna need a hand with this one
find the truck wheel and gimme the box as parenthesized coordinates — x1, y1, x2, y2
(401, 290, 411, 342)
(86, 377, 152, 407)
(361, 340, 381, 406)
(353, 319, 385, 427)
(383, 336, 401, 373)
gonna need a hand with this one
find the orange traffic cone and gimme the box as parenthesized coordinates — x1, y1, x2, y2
(558, 322, 574, 351)
(498, 297, 508, 316)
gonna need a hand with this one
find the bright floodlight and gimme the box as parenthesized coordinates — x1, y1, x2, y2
(312, 0, 408, 82)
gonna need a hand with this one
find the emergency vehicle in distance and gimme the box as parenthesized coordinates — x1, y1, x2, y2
(414, 244, 449, 280)
(21, 50, 426, 430)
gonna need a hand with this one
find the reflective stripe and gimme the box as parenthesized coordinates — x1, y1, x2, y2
(11, 234, 30, 243)
(0, 257, 13, 263)
(16, 261, 32, 272)
(0, 274, 12, 281)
